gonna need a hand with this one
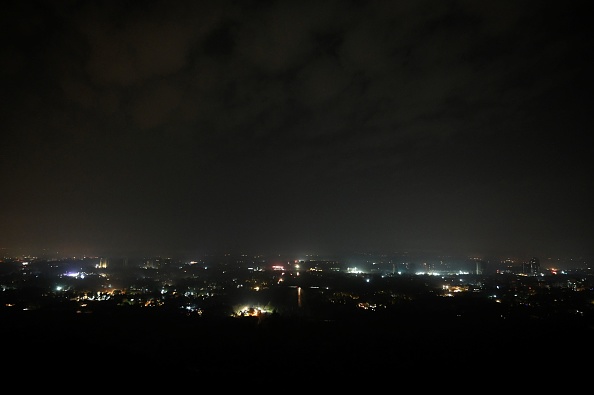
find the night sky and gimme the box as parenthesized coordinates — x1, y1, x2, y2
(1, 0, 592, 260)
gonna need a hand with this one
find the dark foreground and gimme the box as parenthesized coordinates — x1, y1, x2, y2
(2, 306, 592, 388)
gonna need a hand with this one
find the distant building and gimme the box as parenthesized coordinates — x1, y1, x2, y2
(475, 259, 485, 275)
(98, 257, 109, 269)
(523, 257, 540, 276)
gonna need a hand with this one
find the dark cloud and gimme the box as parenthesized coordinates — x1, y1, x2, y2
(1, 0, 592, 259)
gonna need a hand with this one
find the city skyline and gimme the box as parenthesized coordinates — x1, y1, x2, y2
(2, 246, 588, 274)
(2, 1, 592, 261)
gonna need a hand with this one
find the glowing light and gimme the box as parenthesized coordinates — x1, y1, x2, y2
(347, 267, 363, 274)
